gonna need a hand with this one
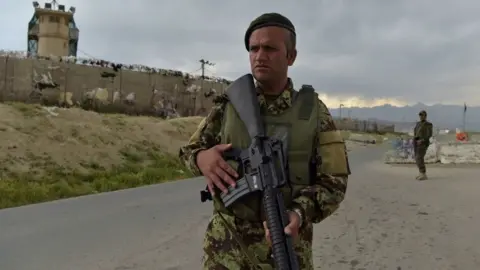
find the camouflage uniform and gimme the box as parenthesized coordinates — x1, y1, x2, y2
(413, 119, 433, 178)
(179, 79, 350, 269)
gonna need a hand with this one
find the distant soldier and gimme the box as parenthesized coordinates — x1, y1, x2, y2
(413, 110, 433, 180)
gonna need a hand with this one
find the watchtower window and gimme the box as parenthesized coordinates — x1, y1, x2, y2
(49, 16, 60, 23)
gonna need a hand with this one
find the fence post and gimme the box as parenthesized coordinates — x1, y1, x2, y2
(1, 55, 8, 102)
(120, 69, 123, 100)
(11, 55, 17, 101)
(63, 65, 69, 107)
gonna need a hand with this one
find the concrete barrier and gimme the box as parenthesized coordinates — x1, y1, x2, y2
(384, 140, 480, 164)
(439, 142, 480, 164)
(384, 141, 440, 164)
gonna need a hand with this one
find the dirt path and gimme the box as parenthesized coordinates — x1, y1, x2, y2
(314, 160, 480, 270)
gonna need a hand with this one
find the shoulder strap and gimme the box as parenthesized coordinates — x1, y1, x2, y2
(294, 85, 320, 185)
(296, 84, 317, 120)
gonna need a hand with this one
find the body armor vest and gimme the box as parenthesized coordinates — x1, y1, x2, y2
(213, 86, 318, 222)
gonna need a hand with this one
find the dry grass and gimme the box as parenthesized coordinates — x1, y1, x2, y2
(0, 103, 203, 209)
(0, 102, 394, 209)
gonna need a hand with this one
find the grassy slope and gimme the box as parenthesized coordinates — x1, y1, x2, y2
(0, 103, 202, 209)
(0, 103, 400, 209)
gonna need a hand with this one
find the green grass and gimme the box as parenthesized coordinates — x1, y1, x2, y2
(0, 145, 194, 209)
(7, 102, 43, 117)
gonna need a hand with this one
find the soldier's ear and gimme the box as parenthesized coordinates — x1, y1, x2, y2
(287, 49, 297, 66)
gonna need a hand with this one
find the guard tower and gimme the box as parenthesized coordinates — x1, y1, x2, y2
(27, 1, 79, 57)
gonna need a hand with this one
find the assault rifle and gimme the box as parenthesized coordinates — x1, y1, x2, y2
(200, 74, 299, 269)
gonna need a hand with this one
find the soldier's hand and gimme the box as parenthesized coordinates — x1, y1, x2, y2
(196, 144, 238, 195)
(263, 211, 301, 246)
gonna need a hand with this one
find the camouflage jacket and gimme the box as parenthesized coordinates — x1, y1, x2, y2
(179, 79, 350, 224)
(414, 120, 433, 144)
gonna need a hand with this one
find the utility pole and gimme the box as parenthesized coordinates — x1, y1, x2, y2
(199, 59, 215, 79)
(196, 59, 215, 115)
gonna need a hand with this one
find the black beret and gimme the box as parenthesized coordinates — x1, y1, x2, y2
(244, 13, 296, 51)
(419, 110, 427, 115)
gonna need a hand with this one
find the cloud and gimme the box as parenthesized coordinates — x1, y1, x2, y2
(319, 94, 408, 109)
(2, 0, 480, 106)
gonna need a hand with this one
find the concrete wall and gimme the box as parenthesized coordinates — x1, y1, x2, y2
(0, 53, 395, 133)
(439, 142, 480, 164)
(384, 140, 480, 164)
(0, 54, 229, 116)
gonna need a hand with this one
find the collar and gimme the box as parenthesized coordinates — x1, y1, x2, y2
(257, 78, 294, 115)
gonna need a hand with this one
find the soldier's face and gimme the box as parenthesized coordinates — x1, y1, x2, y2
(419, 113, 426, 120)
(248, 27, 296, 83)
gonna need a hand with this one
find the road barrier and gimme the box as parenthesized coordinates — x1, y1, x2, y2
(384, 139, 480, 164)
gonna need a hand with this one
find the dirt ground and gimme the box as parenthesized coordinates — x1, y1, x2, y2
(0, 103, 203, 176)
(314, 160, 480, 270)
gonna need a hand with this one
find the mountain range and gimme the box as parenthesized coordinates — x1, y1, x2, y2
(328, 103, 480, 132)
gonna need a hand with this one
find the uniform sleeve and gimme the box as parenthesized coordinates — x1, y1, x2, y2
(292, 99, 350, 224)
(425, 123, 433, 140)
(178, 95, 228, 176)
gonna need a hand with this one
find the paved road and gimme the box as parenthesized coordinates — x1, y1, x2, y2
(1, 146, 479, 270)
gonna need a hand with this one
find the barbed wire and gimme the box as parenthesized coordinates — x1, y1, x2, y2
(0, 49, 232, 85)
(77, 49, 100, 60)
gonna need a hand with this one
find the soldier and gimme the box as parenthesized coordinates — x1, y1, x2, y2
(179, 13, 351, 269)
(413, 110, 433, 180)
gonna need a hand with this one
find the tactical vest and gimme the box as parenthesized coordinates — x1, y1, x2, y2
(213, 86, 318, 222)
(414, 121, 431, 146)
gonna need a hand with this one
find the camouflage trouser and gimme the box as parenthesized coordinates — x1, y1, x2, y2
(202, 212, 314, 270)
(414, 144, 427, 173)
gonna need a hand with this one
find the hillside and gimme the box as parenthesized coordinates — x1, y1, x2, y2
(0, 103, 384, 209)
(0, 103, 203, 208)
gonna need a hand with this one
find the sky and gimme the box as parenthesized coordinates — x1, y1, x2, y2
(2, 0, 480, 108)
